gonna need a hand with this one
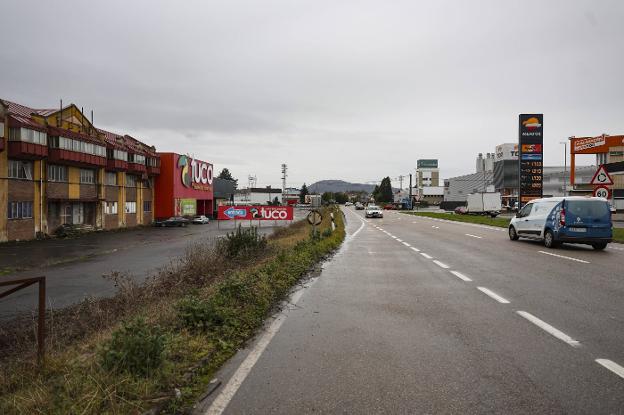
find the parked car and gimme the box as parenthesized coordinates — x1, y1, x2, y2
(192, 215, 210, 224)
(508, 197, 612, 250)
(154, 216, 190, 227)
(355, 202, 365, 210)
(365, 204, 384, 218)
(383, 204, 396, 210)
(345, 202, 353, 206)
(454, 206, 467, 214)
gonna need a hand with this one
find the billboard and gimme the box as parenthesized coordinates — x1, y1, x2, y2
(495, 143, 518, 161)
(518, 114, 543, 204)
(417, 159, 438, 168)
(218, 205, 294, 221)
(175, 198, 197, 216)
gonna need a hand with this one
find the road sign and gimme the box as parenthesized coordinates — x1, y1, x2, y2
(307, 210, 322, 226)
(590, 165, 614, 186)
(593, 185, 611, 199)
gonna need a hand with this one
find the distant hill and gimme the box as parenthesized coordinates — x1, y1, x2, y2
(308, 180, 376, 194)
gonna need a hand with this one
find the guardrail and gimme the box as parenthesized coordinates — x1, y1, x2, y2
(0, 276, 46, 364)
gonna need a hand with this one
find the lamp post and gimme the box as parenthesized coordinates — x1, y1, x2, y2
(559, 141, 567, 196)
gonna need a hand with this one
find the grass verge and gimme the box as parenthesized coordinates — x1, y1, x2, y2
(402, 211, 624, 243)
(0, 207, 345, 414)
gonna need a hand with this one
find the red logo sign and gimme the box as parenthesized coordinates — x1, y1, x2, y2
(218, 205, 294, 221)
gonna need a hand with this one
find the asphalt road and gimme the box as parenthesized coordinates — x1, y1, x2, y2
(197, 207, 624, 414)
(0, 215, 304, 319)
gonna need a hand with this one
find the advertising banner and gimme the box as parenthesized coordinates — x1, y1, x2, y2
(417, 159, 438, 168)
(176, 198, 197, 216)
(495, 143, 518, 161)
(518, 114, 543, 204)
(218, 205, 294, 221)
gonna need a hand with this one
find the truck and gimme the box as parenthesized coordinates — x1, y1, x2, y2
(466, 192, 502, 217)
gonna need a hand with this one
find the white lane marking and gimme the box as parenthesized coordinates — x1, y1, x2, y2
(407, 215, 506, 232)
(412, 221, 418, 224)
(396, 238, 403, 242)
(431, 225, 439, 229)
(608, 245, 624, 251)
(516, 311, 580, 348)
(410, 247, 421, 252)
(391, 236, 397, 239)
(477, 287, 510, 304)
(538, 251, 590, 264)
(402, 242, 411, 247)
(596, 359, 624, 379)
(420, 253, 433, 259)
(465, 234, 483, 239)
(205, 286, 308, 414)
(450, 271, 472, 282)
(433, 260, 450, 269)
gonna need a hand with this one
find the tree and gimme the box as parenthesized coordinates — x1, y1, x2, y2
(299, 183, 309, 203)
(376, 177, 393, 203)
(321, 192, 334, 203)
(372, 185, 380, 201)
(271, 196, 280, 206)
(334, 192, 349, 204)
(217, 168, 238, 189)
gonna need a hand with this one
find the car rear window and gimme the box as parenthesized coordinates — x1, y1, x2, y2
(566, 200, 609, 217)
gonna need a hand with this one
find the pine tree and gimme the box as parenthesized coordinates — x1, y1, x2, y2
(217, 168, 238, 189)
(299, 183, 309, 203)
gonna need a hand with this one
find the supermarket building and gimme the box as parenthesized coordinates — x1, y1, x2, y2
(0, 98, 161, 242)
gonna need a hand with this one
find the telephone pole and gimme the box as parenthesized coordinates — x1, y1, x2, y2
(281, 163, 287, 206)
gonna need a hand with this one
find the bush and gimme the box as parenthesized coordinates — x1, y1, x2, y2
(176, 296, 225, 332)
(99, 318, 166, 377)
(218, 226, 267, 258)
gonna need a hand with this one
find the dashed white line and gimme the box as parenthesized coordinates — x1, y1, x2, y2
(433, 260, 450, 269)
(477, 287, 510, 304)
(450, 271, 472, 282)
(396, 238, 403, 242)
(402, 242, 411, 247)
(538, 251, 590, 264)
(465, 234, 483, 239)
(516, 311, 580, 348)
(391, 235, 397, 239)
(431, 225, 439, 229)
(595, 359, 624, 379)
(608, 245, 624, 251)
(420, 253, 433, 259)
(410, 247, 421, 252)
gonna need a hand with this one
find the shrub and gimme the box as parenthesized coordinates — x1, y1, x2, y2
(218, 226, 267, 258)
(99, 318, 166, 377)
(176, 296, 225, 332)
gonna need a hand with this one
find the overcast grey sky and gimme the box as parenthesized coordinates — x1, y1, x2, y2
(3, 0, 623, 188)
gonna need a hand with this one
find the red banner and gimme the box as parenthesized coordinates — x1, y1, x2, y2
(218, 205, 294, 221)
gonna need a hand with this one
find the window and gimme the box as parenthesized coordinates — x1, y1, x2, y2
(105, 172, 117, 185)
(8, 201, 33, 219)
(517, 204, 533, 218)
(125, 201, 137, 214)
(48, 165, 68, 182)
(126, 174, 137, 187)
(105, 201, 118, 215)
(50, 136, 106, 157)
(0, 121, 4, 138)
(80, 169, 95, 184)
(13, 128, 47, 145)
(114, 149, 128, 161)
(143, 201, 152, 212)
(8, 160, 33, 179)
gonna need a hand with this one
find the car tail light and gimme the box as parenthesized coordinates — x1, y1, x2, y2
(560, 208, 566, 226)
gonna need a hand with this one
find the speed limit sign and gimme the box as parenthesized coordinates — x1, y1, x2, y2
(593, 185, 611, 199)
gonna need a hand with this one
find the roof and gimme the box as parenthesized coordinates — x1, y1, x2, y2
(47, 125, 104, 145)
(527, 196, 606, 203)
(1, 98, 51, 131)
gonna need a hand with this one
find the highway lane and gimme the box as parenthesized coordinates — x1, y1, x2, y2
(197, 207, 624, 414)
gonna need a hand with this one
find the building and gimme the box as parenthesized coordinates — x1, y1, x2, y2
(415, 159, 440, 187)
(212, 178, 236, 217)
(476, 152, 495, 173)
(233, 187, 281, 205)
(444, 171, 494, 203)
(493, 143, 519, 205)
(0, 98, 160, 242)
(154, 153, 214, 219)
(282, 187, 300, 205)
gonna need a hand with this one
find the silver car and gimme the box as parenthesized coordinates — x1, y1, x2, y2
(192, 215, 210, 224)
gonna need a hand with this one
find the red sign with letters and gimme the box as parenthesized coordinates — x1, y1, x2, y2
(218, 205, 294, 221)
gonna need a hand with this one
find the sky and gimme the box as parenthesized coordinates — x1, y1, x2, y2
(2, 0, 623, 189)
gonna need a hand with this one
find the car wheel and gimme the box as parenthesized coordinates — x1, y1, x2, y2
(592, 243, 607, 250)
(543, 230, 558, 248)
(508, 226, 519, 241)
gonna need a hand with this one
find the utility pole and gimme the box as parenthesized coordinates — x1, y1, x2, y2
(398, 175, 404, 191)
(281, 163, 287, 206)
(560, 141, 567, 196)
(409, 174, 413, 210)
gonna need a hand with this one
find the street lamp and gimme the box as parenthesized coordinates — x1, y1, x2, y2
(559, 141, 567, 196)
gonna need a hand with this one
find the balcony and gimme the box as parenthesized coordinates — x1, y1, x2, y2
(8, 141, 48, 159)
(0, 137, 4, 152)
(107, 158, 128, 171)
(128, 162, 147, 174)
(147, 165, 160, 175)
(48, 148, 107, 168)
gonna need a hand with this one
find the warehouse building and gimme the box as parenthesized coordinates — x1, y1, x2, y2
(0, 98, 160, 242)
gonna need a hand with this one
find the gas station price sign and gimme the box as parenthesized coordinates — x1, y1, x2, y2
(518, 114, 543, 204)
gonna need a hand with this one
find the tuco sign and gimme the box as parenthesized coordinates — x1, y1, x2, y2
(218, 205, 294, 221)
(178, 155, 213, 191)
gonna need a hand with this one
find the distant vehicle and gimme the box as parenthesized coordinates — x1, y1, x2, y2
(154, 216, 190, 227)
(365, 204, 384, 218)
(192, 215, 210, 224)
(467, 192, 502, 217)
(454, 206, 468, 214)
(345, 202, 353, 206)
(355, 202, 364, 210)
(383, 204, 395, 210)
(508, 196, 612, 250)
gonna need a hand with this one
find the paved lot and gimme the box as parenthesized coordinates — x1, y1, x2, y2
(197, 207, 624, 414)
(0, 214, 304, 319)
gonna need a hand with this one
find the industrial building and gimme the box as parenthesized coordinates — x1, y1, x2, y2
(414, 159, 444, 204)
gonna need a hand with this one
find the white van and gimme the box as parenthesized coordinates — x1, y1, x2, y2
(508, 196, 612, 250)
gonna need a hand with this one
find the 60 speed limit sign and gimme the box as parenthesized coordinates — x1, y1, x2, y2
(593, 185, 611, 199)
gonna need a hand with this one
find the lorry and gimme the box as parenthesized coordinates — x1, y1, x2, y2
(466, 192, 502, 217)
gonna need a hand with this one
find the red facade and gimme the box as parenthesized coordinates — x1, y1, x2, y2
(48, 148, 107, 167)
(8, 141, 48, 159)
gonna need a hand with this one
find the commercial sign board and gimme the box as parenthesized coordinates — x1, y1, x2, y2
(176, 198, 197, 216)
(178, 154, 213, 192)
(571, 134, 624, 154)
(217, 205, 294, 221)
(495, 143, 518, 161)
(518, 114, 543, 204)
(417, 159, 438, 169)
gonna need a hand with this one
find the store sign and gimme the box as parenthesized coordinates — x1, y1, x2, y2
(176, 199, 197, 216)
(417, 159, 438, 168)
(495, 143, 518, 161)
(518, 114, 543, 204)
(178, 155, 213, 191)
(573, 136, 606, 152)
(217, 205, 294, 221)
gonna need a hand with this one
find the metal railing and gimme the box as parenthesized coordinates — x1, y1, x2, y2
(0, 276, 46, 364)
